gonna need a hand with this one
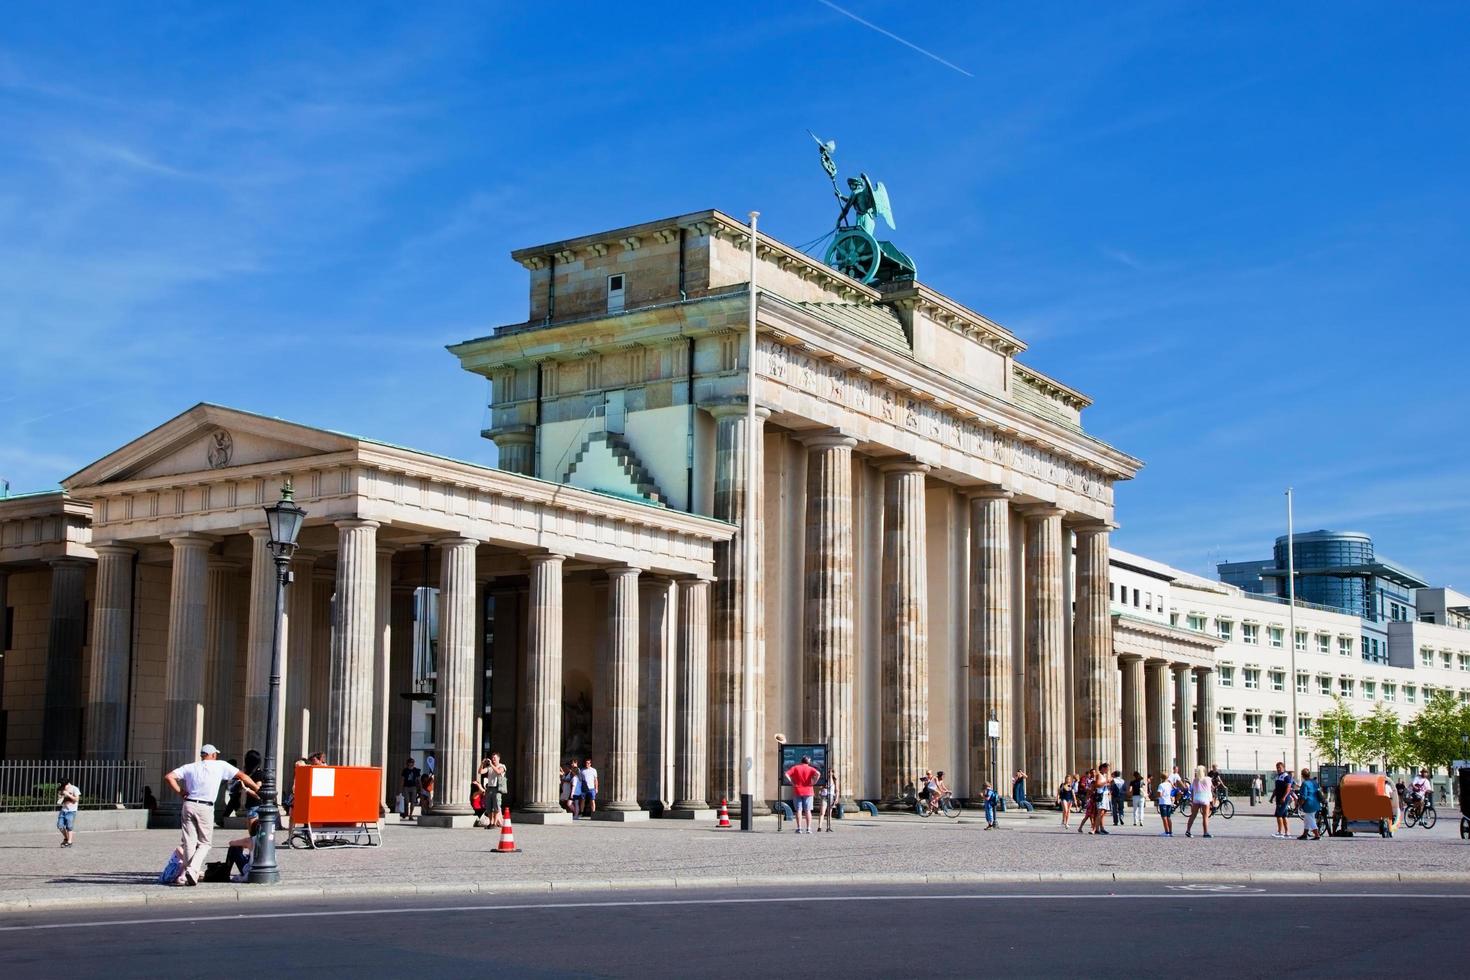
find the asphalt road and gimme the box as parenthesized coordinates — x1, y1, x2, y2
(2, 882, 1466, 979)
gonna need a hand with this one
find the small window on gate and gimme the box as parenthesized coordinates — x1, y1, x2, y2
(607, 274, 625, 312)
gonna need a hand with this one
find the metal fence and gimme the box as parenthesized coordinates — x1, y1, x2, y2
(0, 760, 146, 812)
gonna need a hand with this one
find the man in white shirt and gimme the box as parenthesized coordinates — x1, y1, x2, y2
(166, 744, 260, 886)
(580, 758, 599, 818)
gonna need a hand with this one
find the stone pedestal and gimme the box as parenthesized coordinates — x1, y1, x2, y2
(518, 554, 565, 814)
(967, 489, 1012, 800)
(1023, 506, 1066, 802)
(880, 461, 929, 801)
(85, 545, 134, 760)
(328, 520, 378, 767)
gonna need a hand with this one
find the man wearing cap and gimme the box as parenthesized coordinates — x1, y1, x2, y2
(166, 744, 260, 886)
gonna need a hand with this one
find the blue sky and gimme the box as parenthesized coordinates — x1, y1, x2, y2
(2, 3, 1467, 587)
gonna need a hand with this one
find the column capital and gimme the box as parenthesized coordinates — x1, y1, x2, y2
(1144, 656, 1171, 667)
(878, 457, 930, 475)
(46, 556, 92, 570)
(487, 424, 535, 446)
(248, 527, 272, 543)
(167, 534, 216, 550)
(1070, 519, 1119, 536)
(1018, 503, 1066, 520)
(335, 519, 381, 531)
(1192, 665, 1215, 678)
(93, 543, 137, 559)
(526, 552, 568, 568)
(963, 485, 1013, 501)
(702, 399, 772, 421)
(1118, 652, 1144, 664)
(436, 536, 478, 549)
(606, 564, 643, 580)
(797, 428, 858, 451)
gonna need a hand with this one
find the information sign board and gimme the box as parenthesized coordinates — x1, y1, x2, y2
(777, 743, 830, 785)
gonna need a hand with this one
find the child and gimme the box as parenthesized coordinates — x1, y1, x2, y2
(981, 782, 999, 829)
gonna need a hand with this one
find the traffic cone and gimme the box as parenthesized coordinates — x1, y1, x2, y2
(492, 808, 521, 854)
(717, 798, 731, 828)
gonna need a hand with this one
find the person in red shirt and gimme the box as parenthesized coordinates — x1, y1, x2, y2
(785, 755, 822, 834)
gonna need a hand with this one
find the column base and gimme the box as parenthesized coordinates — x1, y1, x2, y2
(593, 808, 650, 822)
(664, 808, 716, 821)
(417, 813, 480, 829)
(514, 809, 574, 825)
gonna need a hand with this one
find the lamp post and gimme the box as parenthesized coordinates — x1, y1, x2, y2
(987, 711, 1000, 812)
(248, 481, 306, 884)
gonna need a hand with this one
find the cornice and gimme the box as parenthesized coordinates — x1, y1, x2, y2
(882, 282, 1026, 358)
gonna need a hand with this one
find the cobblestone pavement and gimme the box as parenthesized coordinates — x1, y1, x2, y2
(2, 802, 1466, 910)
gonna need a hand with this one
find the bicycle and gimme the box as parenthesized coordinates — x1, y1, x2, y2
(1177, 791, 1233, 819)
(917, 791, 962, 819)
(1402, 798, 1437, 830)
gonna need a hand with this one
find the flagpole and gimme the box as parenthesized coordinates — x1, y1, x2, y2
(740, 211, 759, 831)
(1286, 487, 1299, 775)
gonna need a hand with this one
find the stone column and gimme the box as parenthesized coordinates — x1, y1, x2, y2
(490, 425, 536, 477)
(328, 520, 378, 766)
(967, 488, 1012, 798)
(203, 557, 241, 756)
(1173, 663, 1195, 773)
(424, 537, 477, 825)
(881, 460, 929, 801)
(1145, 658, 1172, 777)
(1072, 523, 1116, 770)
(1023, 505, 1067, 802)
(802, 432, 857, 804)
(1194, 667, 1217, 769)
(638, 576, 676, 810)
(308, 568, 334, 752)
(519, 553, 569, 822)
(86, 545, 134, 760)
(284, 553, 315, 761)
(1119, 655, 1147, 779)
(707, 403, 767, 806)
(162, 536, 212, 809)
(41, 559, 88, 759)
(672, 578, 711, 813)
(243, 528, 275, 757)
(373, 548, 394, 809)
(598, 565, 645, 818)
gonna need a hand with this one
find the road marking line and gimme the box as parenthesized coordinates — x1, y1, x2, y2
(2, 892, 1467, 933)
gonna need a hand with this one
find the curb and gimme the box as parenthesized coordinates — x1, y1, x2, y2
(3, 869, 1467, 915)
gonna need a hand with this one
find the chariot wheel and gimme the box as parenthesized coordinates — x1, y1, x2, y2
(826, 227, 882, 283)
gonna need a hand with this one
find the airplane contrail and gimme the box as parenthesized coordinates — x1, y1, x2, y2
(816, 0, 974, 78)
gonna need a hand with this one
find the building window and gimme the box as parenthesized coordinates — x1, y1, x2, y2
(1338, 637, 1353, 657)
(1318, 675, 1332, 696)
(1110, 583, 1117, 602)
(1187, 614, 1207, 632)
(1405, 685, 1417, 704)
(1245, 711, 1262, 735)
(1363, 680, 1376, 700)
(1383, 683, 1396, 702)
(1268, 626, 1284, 648)
(1270, 669, 1286, 692)
(1244, 668, 1261, 690)
(1218, 665, 1235, 687)
(1144, 591, 1152, 611)
(1295, 630, 1308, 652)
(1424, 684, 1436, 699)
(1297, 672, 1309, 694)
(1218, 620, 1234, 641)
(606, 273, 626, 313)
(1242, 623, 1260, 645)
(1444, 651, 1455, 671)
(1339, 677, 1354, 698)
(1459, 654, 1470, 672)
(1169, 612, 1180, 627)
(1316, 634, 1331, 655)
(1298, 716, 1312, 736)
(1270, 714, 1287, 737)
(1421, 647, 1435, 668)
(1220, 711, 1236, 734)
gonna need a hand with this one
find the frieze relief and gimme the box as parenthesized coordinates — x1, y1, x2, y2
(758, 339, 1111, 503)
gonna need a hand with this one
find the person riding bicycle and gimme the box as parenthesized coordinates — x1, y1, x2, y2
(920, 770, 939, 813)
(1408, 769, 1433, 818)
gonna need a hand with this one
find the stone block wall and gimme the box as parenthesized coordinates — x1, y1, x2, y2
(2, 568, 51, 756)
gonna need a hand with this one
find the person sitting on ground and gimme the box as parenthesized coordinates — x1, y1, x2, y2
(224, 816, 261, 880)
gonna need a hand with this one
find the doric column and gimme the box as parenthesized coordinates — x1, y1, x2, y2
(1119, 654, 1147, 779)
(673, 578, 711, 811)
(328, 520, 378, 766)
(373, 547, 394, 807)
(162, 536, 213, 808)
(1145, 658, 1172, 777)
(881, 460, 929, 801)
(1194, 667, 1217, 769)
(429, 537, 477, 820)
(308, 568, 334, 752)
(519, 553, 568, 819)
(802, 432, 858, 804)
(707, 402, 768, 806)
(1023, 505, 1067, 802)
(638, 576, 676, 809)
(243, 528, 275, 757)
(967, 488, 1012, 798)
(599, 565, 643, 816)
(41, 559, 88, 758)
(203, 557, 241, 756)
(284, 553, 315, 761)
(1173, 663, 1195, 772)
(1072, 522, 1117, 770)
(85, 545, 134, 760)
(489, 425, 536, 476)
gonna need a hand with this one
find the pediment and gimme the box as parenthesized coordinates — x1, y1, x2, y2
(64, 403, 360, 490)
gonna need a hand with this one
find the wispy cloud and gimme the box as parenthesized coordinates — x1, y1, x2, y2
(816, 1, 973, 77)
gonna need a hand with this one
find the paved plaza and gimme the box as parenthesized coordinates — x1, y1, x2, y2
(3, 803, 1466, 912)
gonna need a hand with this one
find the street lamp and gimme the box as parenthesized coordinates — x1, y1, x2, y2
(987, 710, 1000, 811)
(248, 480, 306, 884)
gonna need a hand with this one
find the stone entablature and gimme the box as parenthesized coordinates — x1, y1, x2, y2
(1113, 613, 1223, 668)
(0, 492, 95, 566)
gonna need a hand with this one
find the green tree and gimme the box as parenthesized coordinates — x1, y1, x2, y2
(1357, 703, 1407, 774)
(1403, 691, 1470, 777)
(1310, 697, 1360, 767)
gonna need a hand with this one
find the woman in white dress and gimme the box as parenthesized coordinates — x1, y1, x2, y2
(1185, 764, 1214, 838)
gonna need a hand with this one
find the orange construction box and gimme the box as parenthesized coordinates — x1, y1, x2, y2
(289, 765, 382, 847)
(1338, 772, 1397, 835)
